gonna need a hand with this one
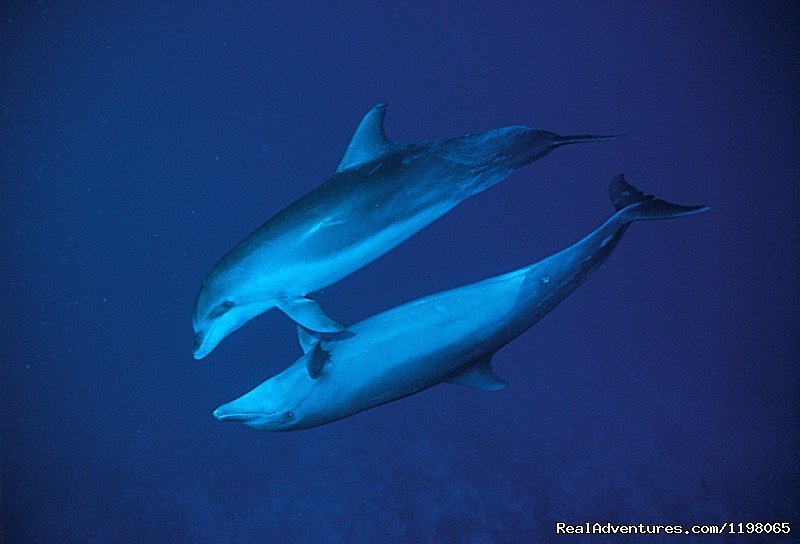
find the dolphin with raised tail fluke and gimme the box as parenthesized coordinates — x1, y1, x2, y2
(213, 176, 707, 430)
(193, 103, 618, 359)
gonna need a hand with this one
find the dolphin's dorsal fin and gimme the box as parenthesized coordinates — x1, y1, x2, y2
(337, 103, 394, 172)
(446, 354, 507, 391)
(306, 341, 330, 379)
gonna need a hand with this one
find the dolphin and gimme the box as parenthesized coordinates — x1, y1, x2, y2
(213, 176, 708, 430)
(192, 103, 617, 359)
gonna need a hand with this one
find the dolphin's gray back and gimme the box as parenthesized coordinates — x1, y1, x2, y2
(218, 146, 467, 267)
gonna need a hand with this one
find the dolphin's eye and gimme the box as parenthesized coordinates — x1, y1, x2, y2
(282, 411, 294, 420)
(209, 300, 234, 319)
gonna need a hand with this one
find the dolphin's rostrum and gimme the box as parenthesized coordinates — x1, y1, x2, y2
(192, 103, 618, 359)
(213, 176, 707, 431)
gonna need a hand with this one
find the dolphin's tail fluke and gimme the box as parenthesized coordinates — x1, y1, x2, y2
(610, 174, 709, 221)
(554, 134, 624, 146)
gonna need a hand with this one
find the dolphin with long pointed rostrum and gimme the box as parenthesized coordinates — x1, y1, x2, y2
(192, 103, 617, 359)
(213, 176, 707, 430)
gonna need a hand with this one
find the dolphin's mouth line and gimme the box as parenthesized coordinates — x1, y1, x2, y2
(215, 386, 315, 426)
(216, 412, 259, 422)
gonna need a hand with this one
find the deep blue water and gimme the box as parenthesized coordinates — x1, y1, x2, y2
(3, 2, 799, 543)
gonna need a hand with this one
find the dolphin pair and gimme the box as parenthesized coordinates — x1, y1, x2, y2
(192, 103, 617, 358)
(214, 176, 708, 430)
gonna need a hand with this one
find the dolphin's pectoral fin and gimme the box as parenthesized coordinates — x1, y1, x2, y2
(336, 102, 396, 172)
(298, 324, 355, 354)
(446, 354, 507, 391)
(277, 297, 346, 333)
(297, 325, 318, 354)
(305, 341, 330, 379)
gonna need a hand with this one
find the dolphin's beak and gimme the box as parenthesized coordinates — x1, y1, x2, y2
(193, 344, 210, 360)
(553, 134, 625, 146)
(192, 332, 203, 357)
(192, 330, 215, 360)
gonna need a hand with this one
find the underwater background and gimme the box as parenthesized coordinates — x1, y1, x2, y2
(2, 2, 798, 543)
